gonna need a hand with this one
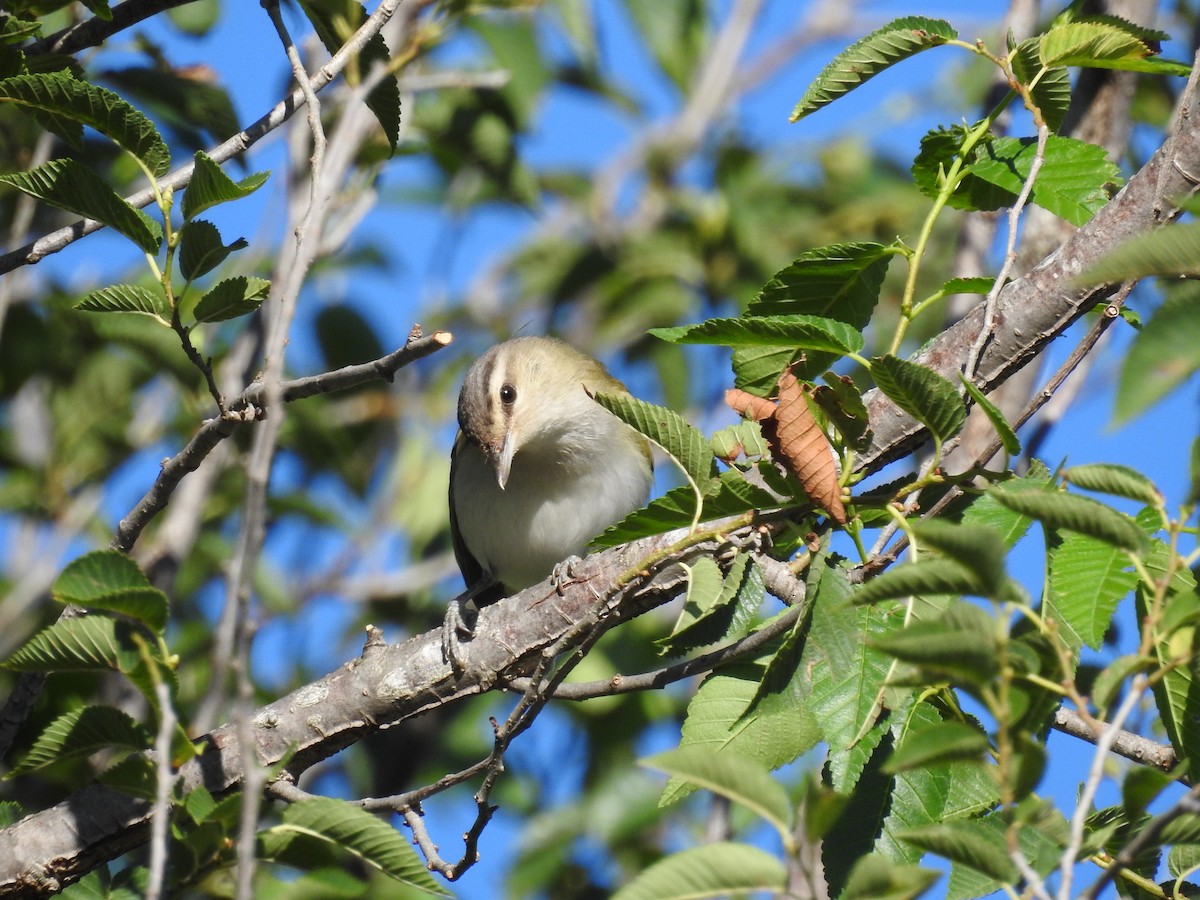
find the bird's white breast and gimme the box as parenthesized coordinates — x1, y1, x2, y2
(451, 416, 651, 592)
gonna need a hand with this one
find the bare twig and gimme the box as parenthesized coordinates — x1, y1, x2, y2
(0, 0, 409, 276)
(145, 677, 178, 900)
(1051, 707, 1179, 776)
(965, 122, 1051, 378)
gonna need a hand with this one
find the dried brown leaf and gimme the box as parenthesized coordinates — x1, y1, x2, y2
(771, 372, 847, 524)
(724, 388, 776, 421)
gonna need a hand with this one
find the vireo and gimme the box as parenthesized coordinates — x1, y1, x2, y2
(449, 336, 653, 610)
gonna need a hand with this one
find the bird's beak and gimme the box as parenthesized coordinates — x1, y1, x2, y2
(492, 429, 516, 490)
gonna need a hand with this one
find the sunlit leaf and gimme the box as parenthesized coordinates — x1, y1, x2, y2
(260, 797, 447, 895)
(1047, 531, 1138, 651)
(989, 485, 1148, 554)
(884, 720, 990, 774)
(192, 275, 270, 324)
(965, 135, 1121, 226)
(960, 375, 1020, 456)
(899, 819, 1017, 883)
(181, 150, 269, 220)
(791, 17, 957, 122)
(0, 71, 169, 174)
(75, 285, 169, 322)
(0, 159, 161, 252)
(591, 391, 715, 488)
(643, 747, 793, 843)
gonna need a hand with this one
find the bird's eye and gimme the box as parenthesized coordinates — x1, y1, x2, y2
(499, 383, 517, 405)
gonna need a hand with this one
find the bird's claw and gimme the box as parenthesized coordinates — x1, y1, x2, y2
(550, 555, 585, 594)
(442, 597, 478, 671)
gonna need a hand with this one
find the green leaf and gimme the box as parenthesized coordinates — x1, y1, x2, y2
(965, 135, 1121, 227)
(0, 72, 169, 174)
(1062, 463, 1163, 506)
(790, 17, 957, 122)
(733, 243, 891, 394)
(910, 520, 1006, 596)
(1011, 37, 1070, 132)
(296, 0, 401, 152)
(867, 601, 1000, 689)
(75, 284, 169, 322)
(181, 150, 269, 221)
(8, 705, 150, 776)
(178, 219, 248, 281)
(940, 276, 995, 297)
(261, 797, 447, 895)
(657, 554, 762, 657)
(611, 842, 786, 900)
(0, 159, 161, 253)
(642, 747, 793, 844)
(960, 375, 1020, 456)
(804, 556, 893, 785)
(593, 468, 782, 548)
(661, 643, 819, 805)
(1047, 531, 1138, 651)
(3, 615, 142, 673)
(960, 461, 1054, 548)
(946, 803, 1066, 900)
(911, 126, 1014, 213)
(811, 372, 873, 452)
(989, 485, 1148, 554)
(842, 853, 940, 900)
(870, 355, 965, 444)
(709, 420, 770, 462)
(590, 391, 715, 489)
(1041, 20, 1191, 74)
(192, 275, 270, 324)
(52, 550, 169, 633)
(1077, 222, 1200, 284)
(898, 819, 1018, 883)
(1113, 286, 1200, 424)
(1139, 535, 1200, 783)
(651, 314, 863, 356)
(884, 720, 990, 774)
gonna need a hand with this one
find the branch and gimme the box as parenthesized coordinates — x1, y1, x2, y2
(1051, 707, 1181, 777)
(0, 330, 452, 763)
(25, 0, 196, 56)
(0, 519, 753, 895)
(856, 71, 1200, 474)
(112, 328, 452, 555)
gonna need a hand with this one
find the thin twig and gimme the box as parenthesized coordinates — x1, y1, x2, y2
(861, 287, 1132, 577)
(508, 601, 805, 701)
(1050, 707, 1179, 776)
(1058, 674, 1150, 899)
(145, 676, 179, 900)
(0, 0, 411, 276)
(965, 122, 1051, 379)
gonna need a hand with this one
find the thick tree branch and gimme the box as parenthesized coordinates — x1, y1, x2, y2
(5, 88, 1200, 887)
(857, 70, 1200, 474)
(0, 521, 753, 895)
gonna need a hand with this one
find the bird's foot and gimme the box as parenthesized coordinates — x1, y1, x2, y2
(442, 597, 479, 671)
(550, 555, 585, 594)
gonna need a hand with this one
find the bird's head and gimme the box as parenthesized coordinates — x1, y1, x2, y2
(457, 336, 622, 489)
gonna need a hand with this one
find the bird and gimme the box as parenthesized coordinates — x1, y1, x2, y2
(446, 336, 653, 655)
